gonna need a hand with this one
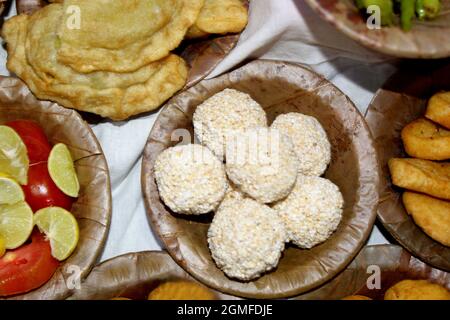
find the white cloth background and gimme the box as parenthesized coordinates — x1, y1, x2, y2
(0, 0, 399, 262)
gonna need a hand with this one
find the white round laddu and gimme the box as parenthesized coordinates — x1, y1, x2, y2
(193, 88, 267, 160)
(208, 198, 286, 281)
(225, 127, 299, 204)
(273, 175, 344, 249)
(271, 112, 331, 176)
(154, 144, 228, 215)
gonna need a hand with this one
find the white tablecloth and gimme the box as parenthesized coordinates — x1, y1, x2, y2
(0, 0, 399, 262)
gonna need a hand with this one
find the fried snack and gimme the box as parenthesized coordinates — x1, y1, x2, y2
(384, 280, 450, 300)
(186, 0, 248, 38)
(2, 5, 188, 121)
(425, 92, 450, 129)
(148, 281, 216, 300)
(388, 158, 450, 200)
(403, 192, 450, 247)
(341, 295, 372, 300)
(401, 118, 450, 160)
(186, 25, 209, 39)
(56, 0, 204, 73)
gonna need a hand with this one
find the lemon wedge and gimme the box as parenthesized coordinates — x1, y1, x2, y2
(0, 126, 29, 185)
(48, 143, 80, 197)
(0, 174, 25, 205)
(34, 207, 79, 261)
(0, 201, 34, 249)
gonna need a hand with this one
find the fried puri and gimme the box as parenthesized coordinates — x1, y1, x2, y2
(388, 158, 450, 200)
(384, 280, 450, 300)
(2, 5, 188, 121)
(186, 0, 248, 38)
(56, 0, 204, 73)
(425, 92, 450, 129)
(401, 118, 450, 160)
(403, 192, 450, 247)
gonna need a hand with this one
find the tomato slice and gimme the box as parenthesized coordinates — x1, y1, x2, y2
(22, 162, 74, 212)
(0, 230, 59, 297)
(6, 120, 52, 164)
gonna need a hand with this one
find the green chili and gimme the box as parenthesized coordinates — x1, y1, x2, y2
(401, 0, 415, 31)
(416, 0, 426, 19)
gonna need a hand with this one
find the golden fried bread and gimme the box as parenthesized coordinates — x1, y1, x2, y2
(186, 25, 209, 39)
(187, 0, 248, 38)
(2, 5, 188, 121)
(56, 0, 204, 73)
(403, 192, 450, 246)
(388, 158, 450, 200)
(384, 280, 450, 300)
(148, 281, 216, 300)
(426, 92, 450, 129)
(341, 295, 372, 300)
(401, 118, 450, 160)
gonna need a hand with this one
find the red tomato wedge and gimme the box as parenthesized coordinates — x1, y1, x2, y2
(22, 162, 74, 212)
(6, 120, 52, 164)
(0, 230, 59, 297)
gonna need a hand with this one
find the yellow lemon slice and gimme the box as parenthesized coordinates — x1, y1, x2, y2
(0, 175, 25, 205)
(34, 207, 79, 261)
(0, 201, 34, 249)
(0, 234, 5, 258)
(48, 143, 80, 197)
(0, 126, 29, 185)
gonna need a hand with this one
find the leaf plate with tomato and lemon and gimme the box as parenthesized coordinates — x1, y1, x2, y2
(0, 76, 111, 300)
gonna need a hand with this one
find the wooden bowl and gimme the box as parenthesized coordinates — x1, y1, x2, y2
(0, 76, 112, 300)
(141, 59, 380, 299)
(295, 245, 450, 300)
(305, 0, 450, 59)
(365, 60, 450, 272)
(67, 251, 236, 300)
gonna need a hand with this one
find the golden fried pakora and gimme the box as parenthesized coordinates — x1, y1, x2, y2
(384, 280, 450, 300)
(403, 192, 450, 247)
(388, 158, 450, 201)
(56, 0, 204, 73)
(186, 0, 248, 38)
(425, 92, 450, 129)
(401, 118, 450, 160)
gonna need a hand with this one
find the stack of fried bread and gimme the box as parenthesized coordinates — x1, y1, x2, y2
(2, 0, 248, 120)
(389, 92, 450, 247)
